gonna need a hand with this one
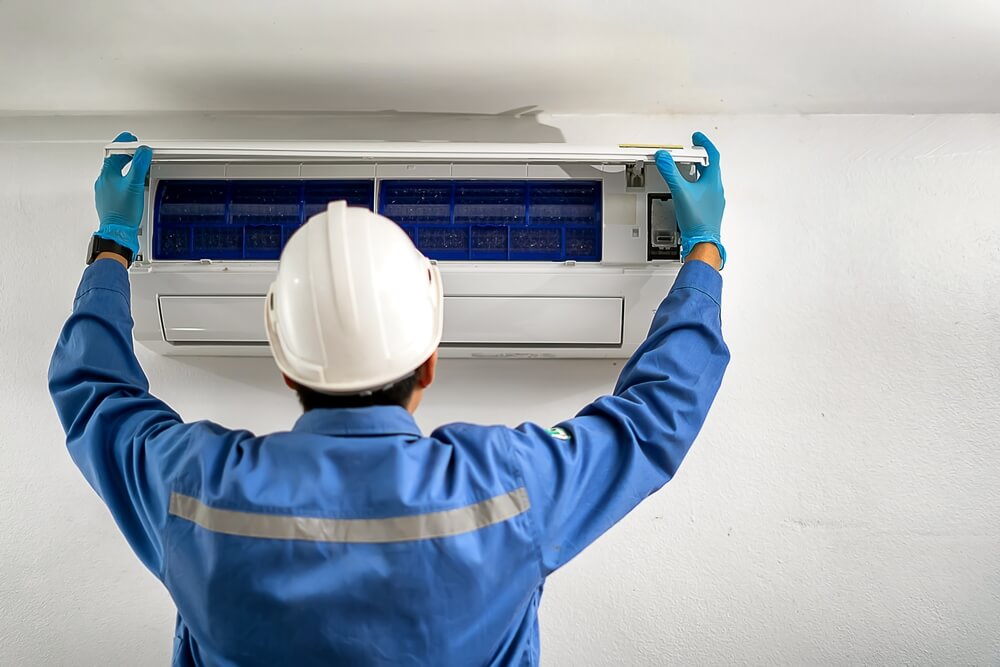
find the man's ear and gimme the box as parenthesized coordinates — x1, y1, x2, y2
(282, 374, 298, 391)
(415, 350, 438, 389)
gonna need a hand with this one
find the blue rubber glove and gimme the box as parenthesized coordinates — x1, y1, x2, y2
(94, 131, 152, 255)
(655, 132, 726, 268)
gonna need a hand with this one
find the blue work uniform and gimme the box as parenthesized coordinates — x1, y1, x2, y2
(48, 259, 729, 666)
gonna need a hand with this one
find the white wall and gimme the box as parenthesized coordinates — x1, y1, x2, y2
(1, 113, 998, 665)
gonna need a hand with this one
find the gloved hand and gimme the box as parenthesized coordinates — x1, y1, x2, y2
(655, 132, 726, 268)
(94, 131, 152, 255)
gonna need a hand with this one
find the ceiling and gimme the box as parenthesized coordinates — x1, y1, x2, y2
(3, 0, 999, 115)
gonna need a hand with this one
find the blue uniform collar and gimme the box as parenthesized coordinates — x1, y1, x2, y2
(292, 406, 423, 437)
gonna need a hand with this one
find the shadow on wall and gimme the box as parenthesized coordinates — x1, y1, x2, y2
(153, 352, 624, 431)
(144, 353, 293, 402)
(0, 107, 566, 144)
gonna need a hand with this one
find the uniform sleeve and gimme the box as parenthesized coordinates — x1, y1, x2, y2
(47, 259, 202, 578)
(508, 260, 730, 575)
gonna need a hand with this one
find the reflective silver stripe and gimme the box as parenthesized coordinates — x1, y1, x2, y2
(168, 488, 530, 544)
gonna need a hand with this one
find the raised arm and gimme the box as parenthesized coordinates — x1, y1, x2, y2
(48, 134, 198, 577)
(509, 132, 731, 574)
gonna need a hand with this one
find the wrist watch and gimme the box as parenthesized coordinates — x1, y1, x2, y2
(86, 234, 135, 267)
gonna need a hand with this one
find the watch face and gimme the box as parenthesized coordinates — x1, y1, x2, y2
(86, 235, 99, 265)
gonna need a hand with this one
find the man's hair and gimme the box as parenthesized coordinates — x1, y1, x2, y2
(292, 373, 420, 411)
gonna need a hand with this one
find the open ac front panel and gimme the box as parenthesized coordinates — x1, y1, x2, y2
(112, 142, 706, 358)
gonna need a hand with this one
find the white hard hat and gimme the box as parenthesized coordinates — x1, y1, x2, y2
(265, 201, 444, 395)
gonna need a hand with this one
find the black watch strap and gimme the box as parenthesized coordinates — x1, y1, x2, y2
(87, 235, 135, 267)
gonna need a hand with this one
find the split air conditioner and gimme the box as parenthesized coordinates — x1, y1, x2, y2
(108, 141, 708, 358)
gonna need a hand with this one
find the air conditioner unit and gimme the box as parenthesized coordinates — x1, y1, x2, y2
(107, 141, 707, 358)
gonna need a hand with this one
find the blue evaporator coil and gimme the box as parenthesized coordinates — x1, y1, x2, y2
(153, 179, 602, 262)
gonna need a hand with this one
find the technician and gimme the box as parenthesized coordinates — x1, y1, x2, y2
(49, 131, 730, 666)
